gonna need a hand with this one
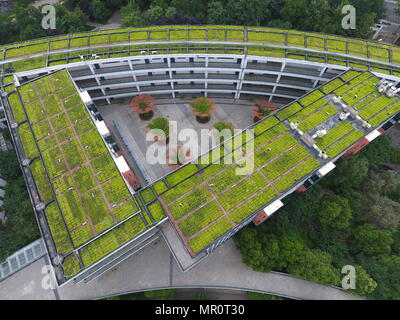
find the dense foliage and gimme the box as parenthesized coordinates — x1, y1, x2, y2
(0, 0, 384, 45)
(235, 134, 400, 299)
(0, 146, 40, 262)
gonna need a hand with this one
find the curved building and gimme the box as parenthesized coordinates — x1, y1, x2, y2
(1, 25, 399, 287)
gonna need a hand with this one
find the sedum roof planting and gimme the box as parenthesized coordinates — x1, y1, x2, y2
(1, 25, 400, 80)
(146, 70, 400, 256)
(7, 69, 166, 280)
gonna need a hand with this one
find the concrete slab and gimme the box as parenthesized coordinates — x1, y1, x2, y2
(97, 100, 254, 184)
(0, 256, 58, 300)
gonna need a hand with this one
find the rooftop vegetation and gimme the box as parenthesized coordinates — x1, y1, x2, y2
(0, 24, 399, 76)
(10, 69, 149, 280)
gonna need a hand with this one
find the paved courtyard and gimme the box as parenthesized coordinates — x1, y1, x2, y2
(97, 99, 254, 184)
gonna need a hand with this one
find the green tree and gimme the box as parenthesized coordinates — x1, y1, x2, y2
(287, 248, 340, 286)
(225, 0, 270, 26)
(349, 265, 377, 297)
(351, 224, 393, 256)
(91, 0, 112, 23)
(324, 155, 369, 193)
(121, 0, 142, 27)
(318, 195, 352, 230)
(171, 0, 207, 21)
(358, 135, 392, 169)
(143, 5, 165, 25)
(361, 255, 400, 300)
(0, 150, 22, 180)
(207, 1, 226, 25)
(234, 227, 267, 271)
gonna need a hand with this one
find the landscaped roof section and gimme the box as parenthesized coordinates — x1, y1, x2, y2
(147, 69, 400, 256)
(0, 25, 400, 78)
(7, 69, 165, 280)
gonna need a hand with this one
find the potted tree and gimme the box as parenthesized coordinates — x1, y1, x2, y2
(146, 117, 170, 143)
(213, 121, 235, 143)
(252, 99, 278, 122)
(190, 97, 216, 123)
(130, 94, 156, 120)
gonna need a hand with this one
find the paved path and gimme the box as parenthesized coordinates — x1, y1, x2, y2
(0, 238, 360, 300)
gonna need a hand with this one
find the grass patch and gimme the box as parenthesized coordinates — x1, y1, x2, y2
(50, 113, 69, 132)
(91, 154, 118, 183)
(188, 217, 232, 253)
(32, 120, 52, 140)
(42, 146, 67, 179)
(148, 201, 166, 222)
(72, 165, 96, 193)
(218, 172, 268, 211)
(79, 130, 108, 159)
(82, 188, 114, 234)
(298, 104, 338, 132)
(262, 145, 310, 181)
(45, 202, 73, 255)
(30, 159, 53, 202)
(18, 123, 39, 158)
(229, 187, 277, 224)
(168, 186, 212, 220)
(113, 199, 138, 222)
(178, 201, 224, 237)
(102, 176, 130, 205)
(273, 158, 319, 192)
(315, 121, 355, 150)
(61, 139, 85, 168)
(166, 164, 198, 187)
(326, 130, 364, 158)
(62, 254, 81, 278)
(8, 93, 26, 122)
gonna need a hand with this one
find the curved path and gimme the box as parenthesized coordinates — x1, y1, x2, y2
(0, 238, 360, 300)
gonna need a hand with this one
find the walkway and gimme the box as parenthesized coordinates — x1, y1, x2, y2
(0, 238, 361, 300)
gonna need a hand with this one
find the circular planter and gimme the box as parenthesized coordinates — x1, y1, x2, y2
(139, 110, 154, 120)
(196, 115, 211, 123)
(253, 116, 264, 123)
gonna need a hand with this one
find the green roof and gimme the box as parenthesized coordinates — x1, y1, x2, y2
(7, 69, 166, 280)
(148, 70, 400, 255)
(0, 25, 399, 76)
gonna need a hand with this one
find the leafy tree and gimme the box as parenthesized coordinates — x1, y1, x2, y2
(121, 0, 142, 27)
(281, 0, 334, 33)
(348, 265, 377, 297)
(234, 227, 267, 271)
(0, 150, 22, 180)
(318, 195, 352, 230)
(225, 0, 270, 26)
(91, 0, 112, 23)
(287, 248, 340, 286)
(361, 255, 400, 300)
(323, 155, 369, 193)
(143, 5, 165, 25)
(157, 12, 202, 25)
(55, 5, 88, 34)
(358, 135, 393, 169)
(316, 230, 349, 267)
(0, 14, 19, 45)
(351, 224, 393, 256)
(171, 0, 207, 21)
(207, 1, 226, 25)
